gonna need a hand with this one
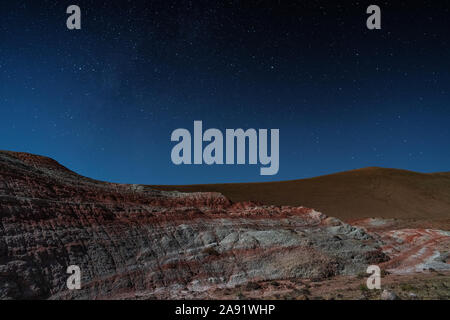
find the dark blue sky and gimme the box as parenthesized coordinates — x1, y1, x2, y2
(1, 1, 449, 184)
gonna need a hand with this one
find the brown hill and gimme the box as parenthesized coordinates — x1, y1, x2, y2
(152, 167, 450, 225)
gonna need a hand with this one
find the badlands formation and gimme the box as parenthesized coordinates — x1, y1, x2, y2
(0, 151, 449, 299)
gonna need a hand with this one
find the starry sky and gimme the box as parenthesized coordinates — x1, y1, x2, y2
(1, 1, 449, 184)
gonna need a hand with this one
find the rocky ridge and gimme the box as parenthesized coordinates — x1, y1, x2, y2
(0, 151, 448, 299)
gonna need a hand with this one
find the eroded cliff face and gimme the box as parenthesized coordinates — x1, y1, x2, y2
(0, 151, 390, 299)
(0, 151, 448, 300)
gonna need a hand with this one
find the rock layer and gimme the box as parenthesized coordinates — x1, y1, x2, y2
(0, 151, 448, 300)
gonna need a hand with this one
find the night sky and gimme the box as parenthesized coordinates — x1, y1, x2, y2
(1, 1, 449, 184)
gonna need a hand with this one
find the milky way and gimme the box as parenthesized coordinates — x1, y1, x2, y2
(0, 1, 449, 184)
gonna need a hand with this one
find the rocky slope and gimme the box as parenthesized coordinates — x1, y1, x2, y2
(0, 151, 449, 300)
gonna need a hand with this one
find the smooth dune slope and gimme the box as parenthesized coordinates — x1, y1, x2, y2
(153, 167, 450, 224)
